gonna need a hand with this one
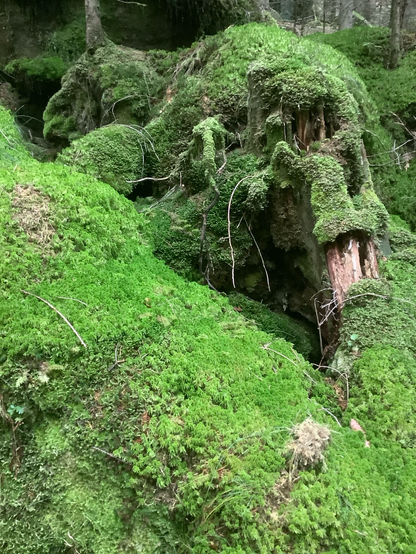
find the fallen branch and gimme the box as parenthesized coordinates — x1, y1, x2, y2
(126, 175, 171, 184)
(108, 343, 126, 371)
(57, 296, 88, 307)
(21, 290, 87, 348)
(227, 175, 254, 288)
(244, 217, 271, 292)
(199, 182, 221, 277)
(91, 446, 130, 463)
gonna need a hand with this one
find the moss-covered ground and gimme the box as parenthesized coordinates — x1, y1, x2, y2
(3, 19, 416, 554)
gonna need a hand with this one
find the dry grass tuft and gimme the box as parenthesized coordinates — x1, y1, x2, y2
(12, 185, 55, 249)
(288, 418, 331, 468)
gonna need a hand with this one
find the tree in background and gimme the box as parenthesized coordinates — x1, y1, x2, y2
(85, 0, 106, 51)
(388, 0, 408, 68)
(339, 0, 354, 28)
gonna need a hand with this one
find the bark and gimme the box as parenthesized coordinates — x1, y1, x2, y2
(400, 0, 409, 28)
(388, 0, 401, 69)
(339, 0, 353, 30)
(85, 0, 106, 52)
(326, 235, 379, 307)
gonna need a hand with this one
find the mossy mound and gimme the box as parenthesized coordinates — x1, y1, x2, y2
(309, 27, 416, 231)
(57, 124, 154, 196)
(3, 102, 416, 552)
(139, 24, 386, 311)
(43, 42, 165, 142)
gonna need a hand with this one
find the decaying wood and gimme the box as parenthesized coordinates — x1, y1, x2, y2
(325, 235, 379, 306)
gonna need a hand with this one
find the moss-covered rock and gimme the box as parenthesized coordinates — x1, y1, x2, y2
(43, 42, 165, 142)
(57, 124, 154, 195)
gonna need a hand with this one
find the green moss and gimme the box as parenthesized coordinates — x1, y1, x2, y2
(309, 27, 416, 230)
(47, 17, 87, 62)
(44, 42, 165, 142)
(5, 56, 68, 81)
(272, 142, 388, 244)
(58, 124, 152, 196)
(0, 106, 328, 552)
(228, 292, 318, 360)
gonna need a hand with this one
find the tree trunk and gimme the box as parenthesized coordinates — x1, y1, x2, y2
(400, 0, 409, 28)
(388, 0, 401, 69)
(281, 0, 294, 20)
(339, 0, 353, 30)
(85, 0, 106, 52)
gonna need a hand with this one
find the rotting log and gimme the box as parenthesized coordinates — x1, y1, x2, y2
(325, 233, 379, 307)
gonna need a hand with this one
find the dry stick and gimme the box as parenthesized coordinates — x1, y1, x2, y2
(21, 290, 87, 348)
(261, 344, 298, 367)
(313, 298, 324, 356)
(127, 175, 171, 184)
(91, 446, 130, 464)
(318, 406, 342, 428)
(244, 216, 271, 292)
(57, 296, 88, 307)
(227, 175, 254, 288)
(199, 182, 221, 276)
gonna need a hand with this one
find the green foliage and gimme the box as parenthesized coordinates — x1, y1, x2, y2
(46, 17, 87, 62)
(58, 124, 153, 195)
(310, 27, 416, 230)
(348, 346, 416, 445)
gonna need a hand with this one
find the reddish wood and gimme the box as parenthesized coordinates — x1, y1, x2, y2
(326, 235, 379, 307)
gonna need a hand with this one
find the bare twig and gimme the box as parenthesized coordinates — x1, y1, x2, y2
(318, 406, 342, 427)
(314, 298, 323, 356)
(261, 343, 298, 367)
(199, 183, 221, 277)
(227, 175, 254, 288)
(127, 175, 171, 184)
(21, 290, 87, 348)
(244, 217, 271, 292)
(108, 343, 126, 371)
(91, 446, 129, 464)
(57, 296, 88, 307)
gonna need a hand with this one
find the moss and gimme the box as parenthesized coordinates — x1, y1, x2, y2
(272, 142, 388, 244)
(43, 42, 165, 141)
(228, 292, 318, 360)
(46, 16, 87, 62)
(5, 56, 68, 82)
(58, 124, 152, 196)
(310, 27, 416, 230)
(2, 105, 333, 553)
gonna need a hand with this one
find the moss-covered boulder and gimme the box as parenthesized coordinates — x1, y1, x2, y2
(57, 124, 154, 195)
(135, 24, 386, 324)
(43, 42, 166, 142)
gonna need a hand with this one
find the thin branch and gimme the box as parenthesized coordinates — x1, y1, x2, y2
(127, 175, 171, 184)
(57, 296, 88, 307)
(91, 446, 130, 463)
(261, 343, 298, 367)
(314, 298, 324, 356)
(227, 175, 254, 288)
(199, 183, 221, 276)
(117, 0, 146, 6)
(318, 406, 342, 427)
(244, 217, 271, 292)
(21, 290, 87, 348)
